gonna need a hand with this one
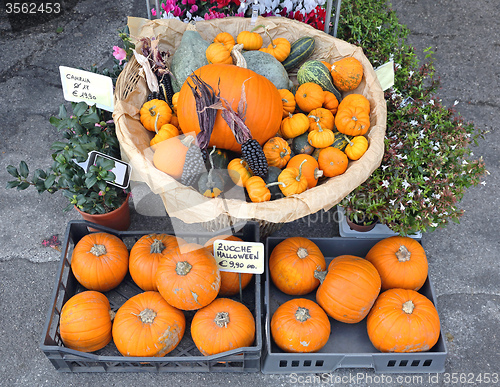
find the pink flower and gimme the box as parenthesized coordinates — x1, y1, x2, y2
(173, 5, 183, 16)
(162, 0, 175, 13)
(112, 46, 127, 65)
(151, 8, 157, 16)
(98, 191, 105, 196)
(190, 4, 198, 12)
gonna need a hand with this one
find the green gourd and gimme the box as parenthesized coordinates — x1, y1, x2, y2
(291, 132, 315, 155)
(264, 166, 284, 199)
(281, 37, 315, 72)
(297, 60, 342, 102)
(242, 51, 292, 90)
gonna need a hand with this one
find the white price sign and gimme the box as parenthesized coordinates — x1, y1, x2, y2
(212, 240, 265, 274)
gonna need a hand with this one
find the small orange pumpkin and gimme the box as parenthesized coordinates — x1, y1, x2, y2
(206, 42, 233, 65)
(153, 135, 194, 180)
(335, 105, 371, 136)
(317, 146, 348, 177)
(367, 288, 441, 353)
(214, 32, 235, 51)
(228, 158, 253, 187)
(295, 82, 325, 113)
(71, 232, 129, 292)
(280, 112, 310, 139)
(150, 124, 180, 150)
(260, 37, 291, 62)
(278, 160, 309, 197)
(60, 291, 113, 353)
(308, 127, 335, 148)
(263, 137, 291, 168)
(287, 154, 323, 188)
(271, 298, 331, 353)
(338, 93, 370, 113)
(140, 99, 172, 132)
(308, 108, 334, 132)
(344, 135, 369, 160)
(322, 90, 339, 115)
(279, 89, 296, 118)
(330, 57, 364, 91)
(236, 30, 263, 50)
(171, 92, 179, 113)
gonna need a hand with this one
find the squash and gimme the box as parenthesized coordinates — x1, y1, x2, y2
(280, 112, 309, 140)
(156, 243, 221, 311)
(344, 135, 369, 160)
(318, 147, 348, 177)
(331, 132, 352, 152)
(214, 32, 235, 51)
(150, 124, 180, 150)
(263, 137, 291, 168)
(287, 154, 323, 188)
(269, 237, 326, 295)
(170, 26, 210, 92)
(316, 255, 381, 323)
(246, 176, 275, 203)
(260, 37, 291, 62)
(140, 99, 172, 132)
(191, 298, 256, 356)
(338, 93, 370, 113)
(308, 127, 335, 148)
(60, 291, 113, 353)
(271, 298, 330, 353)
(278, 89, 296, 118)
(297, 60, 342, 102)
(330, 57, 364, 91)
(291, 132, 315, 155)
(278, 160, 308, 197)
(242, 50, 292, 90)
(367, 289, 440, 353)
(282, 36, 315, 72)
(153, 135, 194, 180)
(322, 90, 339, 115)
(295, 82, 325, 113)
(365, 236, 428, 291)
(112, 291, 186, 357)
(206, 42, 233, 65)
(264, 166, 284, 199)
(335, 105, 370, 136)
(308, 108, 334, 131)
(197, 169, 225, 198)
(228, 158, 252, 187)
(71, 232, 129, 292)
(237, 30, 263, 50)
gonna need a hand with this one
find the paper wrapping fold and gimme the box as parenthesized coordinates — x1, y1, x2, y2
(114, 16, 387, 225)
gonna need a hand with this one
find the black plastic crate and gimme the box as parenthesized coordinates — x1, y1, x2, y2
(41, 220, 262, 373)
(262, 237, 447, 374)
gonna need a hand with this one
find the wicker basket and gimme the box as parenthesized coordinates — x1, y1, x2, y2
(113, 16, 386, 237)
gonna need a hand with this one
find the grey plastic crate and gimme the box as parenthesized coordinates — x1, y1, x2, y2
(41, 220, 262, 373)
(262, 237, 447, 374)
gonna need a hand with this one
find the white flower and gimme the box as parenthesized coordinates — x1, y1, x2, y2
(450, 183, 454, 187)
(454, 100, 459, 106)
(481, 181, 487, 186)
(400, 202, 405, 211)
(376, 25, 382, 31)
(402, 180, 410, 189)
(418, 189, 423, 195)
(409, 70, 414, 77)
(433, 146, 439, 151)
(408, 191, 414, 198)
(382, 180, 390, 188)
(407, 199, 413, 204)
(430, 222, 439, 228)
(410, 120, 418, 126)
(451, 144, 457, 150)
(382, 165, 389, 171)
(395, 63, 402, 70)
(419, 130, 426, 139)
(424, 198, 430, 203)
(432, 193, 441, 199)
(389, 199, 397, 206)
(435, 169, 441, 176)
(414, 141, 419, 147)
(423, 176, 430, 181)
(424, 114, 428, 120)
(429, 99, 434, 105)
(462, 160, 469, 165)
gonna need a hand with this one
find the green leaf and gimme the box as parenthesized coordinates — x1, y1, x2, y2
(73, 102, 89, 117)
(6, 165, 19, 178)
(19, 161, 29, 178)
(96, 157, 115, 171)
(58, 104, 67, 119)
(44, 174, 57, 189)
(6, 180, 20, 189)
(49, 116, 61, 127)
(51, 141, 67, 151)
(56, 26, 64, 34)
(17, 182, 30, 190)
(85, 175, 98, 188)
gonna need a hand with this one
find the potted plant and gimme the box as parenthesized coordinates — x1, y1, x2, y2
(6, 102, 131, 230)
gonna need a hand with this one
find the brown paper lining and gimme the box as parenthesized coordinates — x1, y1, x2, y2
(113, 16, 387, 224)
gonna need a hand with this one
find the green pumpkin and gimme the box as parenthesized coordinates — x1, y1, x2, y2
(197, 169, 224, 198)
(282, 37, 315, 72)
(264, 166, 283, 200)
(291, 132, 315, 155)
(242, 51, 292, 90)
(331, 132, 353, 152)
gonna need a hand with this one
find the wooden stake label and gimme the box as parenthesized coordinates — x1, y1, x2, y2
(213, 240, 264, 274)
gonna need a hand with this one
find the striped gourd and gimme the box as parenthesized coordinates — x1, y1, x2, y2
(331, 132, 352, 152)
(297, 60, 342, 102)
(282, 37, 315, 72)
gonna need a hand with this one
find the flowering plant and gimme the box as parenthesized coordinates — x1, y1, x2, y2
(338, 0, 487, 235)
(6, 102, 129, 215)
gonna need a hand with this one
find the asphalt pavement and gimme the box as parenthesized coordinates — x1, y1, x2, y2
(0, 0, 499, 386)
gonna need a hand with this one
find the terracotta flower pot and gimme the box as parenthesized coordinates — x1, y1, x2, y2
(75, 193, 131, 231)
(346, 216, 378, 232)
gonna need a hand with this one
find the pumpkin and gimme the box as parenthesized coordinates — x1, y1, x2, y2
(228, 158, 253, 187)
(197, 169, 225, 198)
(155, 243, 221, 311)
(278, 160, 309, 197)
(245, 176, 279, 203)
(316, 255, 381, 323)
(367, 288, 441, 353)
(335, 105, 371, 136)
(153, 135, 194, 180)
(297, 60, 341, 101)
(318, 146, 348, 177)
(150, 123, 180, 150)
(71, 232, 129, 292)
(281, 36, 315, 72)
(269, 237, 326, 295)
(140, 99, 172, 132)
(322, 90, 339, 115)
(191, 298, 256, 356)
(171, 92, 179, 113)
(280, 112, 309, 139)
(203, 234, 242, 253)
(236, 30, 263, 50)
(308, 108, 334, 131)
(271, 298, 330, 353)
(260, 37, 291, 62)
(291, 132, 315, 155)
(321, 60, 332, 71)
(206, 42, 233, 65)
(365, 236, 429, 291)
(177, 64, 282, 152)
(330, 57, 364, 91)
(308, 127, 335, 148)
(338, 93, 370, 113)
(295, 82, 325, 113)
(279, 89, 296, 118)
(170, 114, 180, 128)
(263, 137, 291, 168)
(287, 154, 323, 188)
(112, 291, 186, 357)
(129, 234, 186, 291)
(344, 135, 369, 160)
(214, 32, 235, 51)
(264, 166, 285, 199)
(59, 291, 113, 352)
(241, 50, 292, 91)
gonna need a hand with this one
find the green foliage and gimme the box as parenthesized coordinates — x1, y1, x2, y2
(6, 102, 128, 215)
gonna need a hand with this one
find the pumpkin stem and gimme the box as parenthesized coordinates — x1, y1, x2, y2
(175, 261, 193, 276)
(109, 310, 116, 321)
(295, 307, 311, 322)
(280, 147, 289, 159)
(90, 244, 107, 257)
(214, 311, 230, 328)
(250, 24, 267, 33)
(154, 111, 160, 134)
(313, 270, 327, 284)
(297, 247, 309, 259)
(402, 300, 415, 314)
(150, 238, 165, 254)
(342, 133, 354, 147)
(296, 159, 307, 182)
(137, 308, 157, 324)
(265, 181, 286, 189)
(395, 245, 411, 262)
(314, 168, 324, 179)
(231, 44, 246, 68)
(148, 105, 157, 116)
(180, 135, 195, 148)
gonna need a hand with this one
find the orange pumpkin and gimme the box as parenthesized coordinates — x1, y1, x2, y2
(191, 298, 256, 356)
(263, 137, 291, 168)
(177, 64, 282, 152)
(367, 289, 441, 353)
(316, 255, 381, 323)
(228, 158, 253, 187)
(278, 162, 309, 197)
(71, 232, 129, 292)
(245, 176, 272, 202)
(269, 237, 326, 295)
(59, 291, 113, 352)
(295, 82, 325, 113)
(260, 37, 291, 62)
(338, 93, 370, 113)
(129, 234, 186, 291)
(317, 147, 348, 177)
(112, 291, 186, 357)
(271, 298, 330, 353)
(278, 89, 296, 118)
(214, 32, 235, 51)
(330, 57, 364, 91)
(335, 105, 370, 136)
(287, 154, 323, 188)
(153, 135, 194, 179)
(155, 243, 221, 311)
(236, 30, 263, 50)
(140, 99, 172, 132)
(365, 236, 428, 291)
(344, 135, 369, 160)
(150, 123, 180, 150)
(308, 108, 334, 131)
(280, 112, 309, 139)
(308, 127, 335, 148)
(206, 42, 233, 65)
(322, 90, 339, 115)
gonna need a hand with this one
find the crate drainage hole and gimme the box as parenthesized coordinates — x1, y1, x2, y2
(303, 360, 312, 367)
(411, 360, 420, 367)
(399, 360, 408, 366)
(387, 360, 396, 367)
(423, 359, 433, 366)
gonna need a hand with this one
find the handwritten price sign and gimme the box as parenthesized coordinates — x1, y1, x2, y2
(59, 66, 114, 111)
(212, 240, 265, 274)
